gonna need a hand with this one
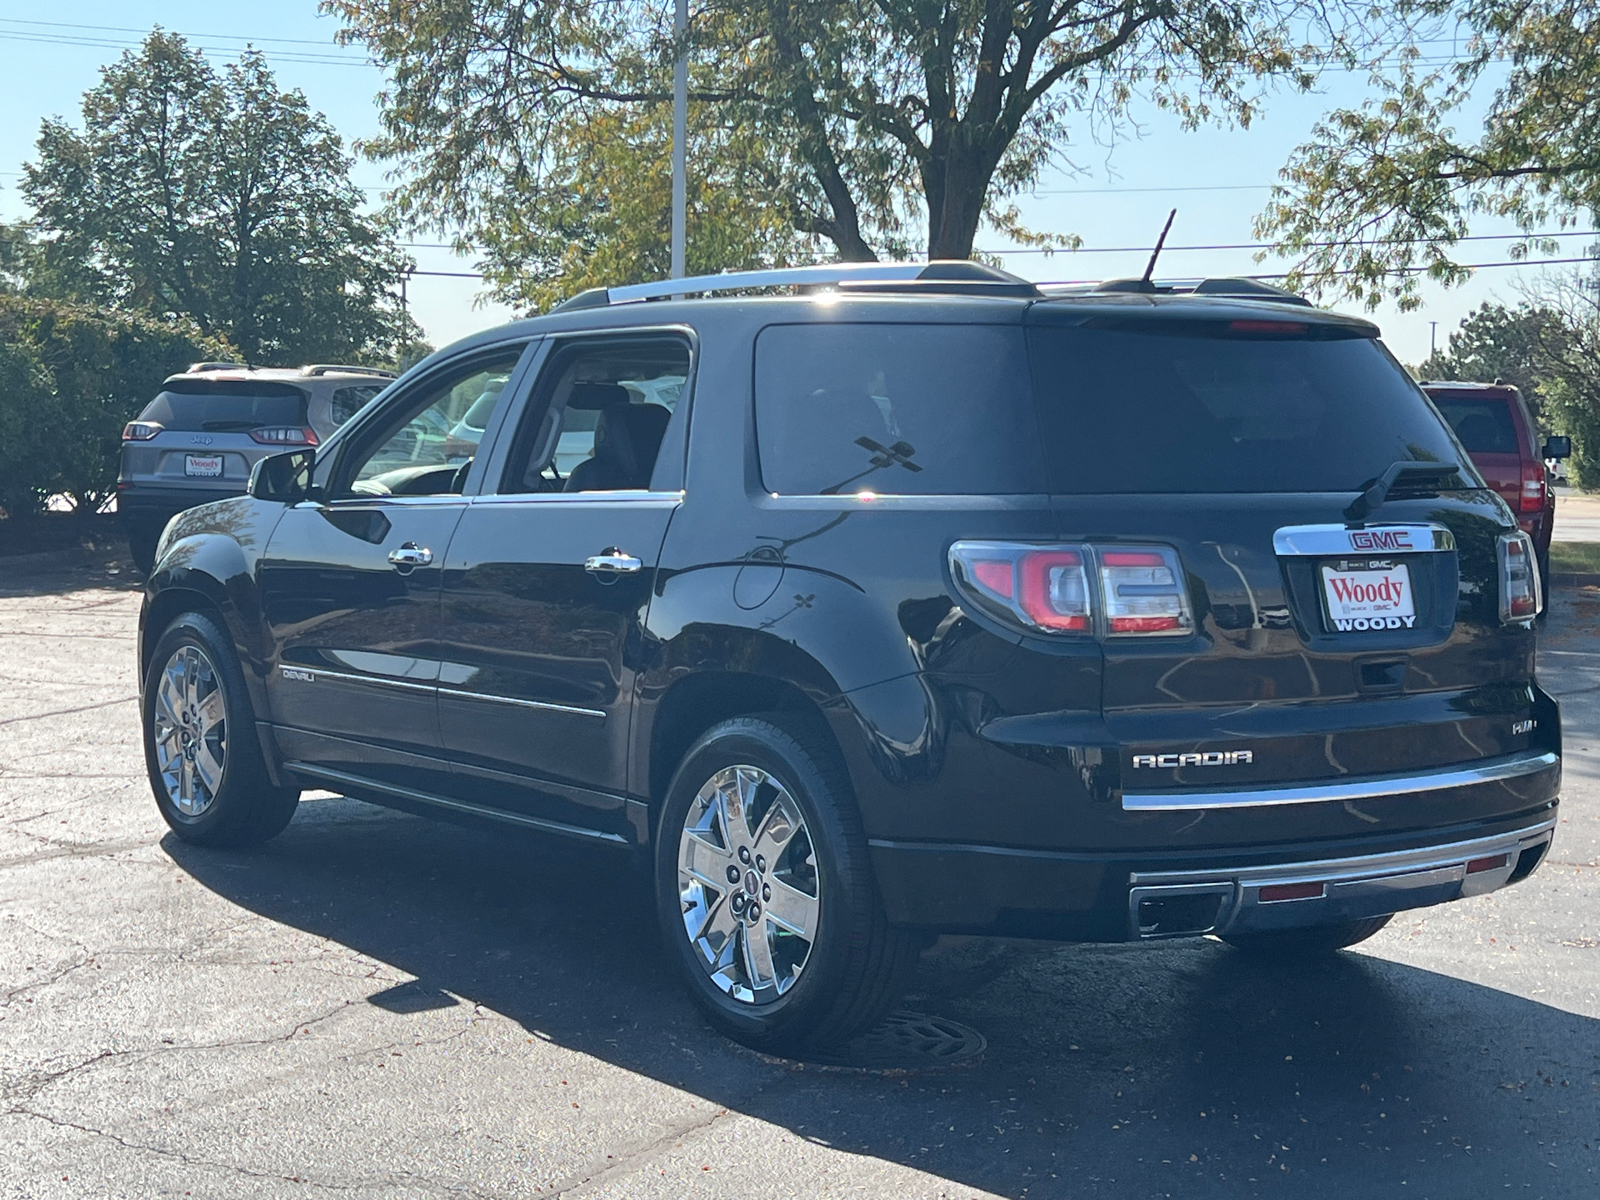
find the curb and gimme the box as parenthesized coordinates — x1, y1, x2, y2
(1550, 573, 1600, 587)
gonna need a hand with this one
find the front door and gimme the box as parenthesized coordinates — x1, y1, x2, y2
(435, 334, 691, 840)
(259, 346, 533, 792)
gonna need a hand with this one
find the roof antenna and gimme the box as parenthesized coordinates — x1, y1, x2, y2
(1141, 208, 1178, 288)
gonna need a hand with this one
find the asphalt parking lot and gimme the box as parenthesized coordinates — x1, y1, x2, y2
(2, 546, 1597, 1199)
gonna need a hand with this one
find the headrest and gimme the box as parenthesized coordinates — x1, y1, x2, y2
(567, 382, 632, 410)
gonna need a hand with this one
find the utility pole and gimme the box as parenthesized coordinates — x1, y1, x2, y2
(670, 0, 687, 281)
(399, 264, 413, 313)
(1429, 320, 1437, 356)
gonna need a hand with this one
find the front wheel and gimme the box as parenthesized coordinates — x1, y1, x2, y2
(142, 611, 299, 848)
(1221, 915, 1392, 956)
(655, 715, 917, 1055)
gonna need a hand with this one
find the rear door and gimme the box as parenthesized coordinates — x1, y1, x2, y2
(432, 333, 691, 840)
(1023, 309, 1543, 849)
(258, 345, 534, 793)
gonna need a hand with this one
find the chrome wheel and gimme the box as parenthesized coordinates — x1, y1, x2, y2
(150, 644, 227, 817)
(677, 764, 820, 1004)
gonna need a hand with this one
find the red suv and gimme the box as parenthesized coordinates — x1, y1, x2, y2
(1421, 381, 1570, 585)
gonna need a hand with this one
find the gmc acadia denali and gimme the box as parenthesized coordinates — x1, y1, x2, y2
(135, 263, 1560, 1053)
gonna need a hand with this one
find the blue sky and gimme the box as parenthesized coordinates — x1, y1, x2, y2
(1, 3, 1587, 363)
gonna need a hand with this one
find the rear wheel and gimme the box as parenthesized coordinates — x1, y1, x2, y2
(142, 611, 299, 847)
(655, 715, 917, 1054)
(1222, 915, 1392, 955)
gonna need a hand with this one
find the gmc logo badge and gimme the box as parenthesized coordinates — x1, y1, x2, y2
(1133, 751, 1253, 768)
(1350, 529, 1413, 551)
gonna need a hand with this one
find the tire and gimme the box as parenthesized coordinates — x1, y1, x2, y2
(141, 611, 299, 848)
(655, 714, 917, 1054)
(1221, 914, 1392, 956)
(127, 528, 158, 575)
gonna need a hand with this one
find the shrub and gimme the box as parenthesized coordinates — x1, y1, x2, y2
(0, 297, 231, 515)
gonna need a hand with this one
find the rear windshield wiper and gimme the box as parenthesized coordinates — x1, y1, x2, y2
(1344, 460, 1459, 523)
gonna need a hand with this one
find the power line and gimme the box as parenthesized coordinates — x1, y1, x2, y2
(986, 230, 1600, 255)
(0, 17, 348, 47)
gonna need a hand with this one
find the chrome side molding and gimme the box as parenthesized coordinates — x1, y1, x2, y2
(1272, 523, 1456, 557)
(1121, 749, 1557, 812)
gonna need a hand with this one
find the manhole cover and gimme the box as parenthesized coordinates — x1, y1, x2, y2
(749, 1011, 987, 1076)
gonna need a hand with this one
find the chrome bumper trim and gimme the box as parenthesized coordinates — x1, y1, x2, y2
(1121, 750, 1558, 812)
(1128, 816, 1556, 939)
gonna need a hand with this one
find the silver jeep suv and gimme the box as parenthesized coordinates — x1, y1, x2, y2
(118, 363, 396, 571)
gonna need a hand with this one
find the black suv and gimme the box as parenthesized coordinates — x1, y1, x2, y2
(136, 263, 1560, 1054)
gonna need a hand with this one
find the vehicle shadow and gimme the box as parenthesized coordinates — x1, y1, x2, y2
(165, 798, 1599, 1199)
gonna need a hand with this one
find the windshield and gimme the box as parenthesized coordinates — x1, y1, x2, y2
(1026, 322, 1463, 493)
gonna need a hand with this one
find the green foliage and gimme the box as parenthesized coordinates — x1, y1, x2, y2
(326, 0, 1376, 306)
(21, 30, 418, 365)
(0, 296, 231, 515)
(1414, 302, 1569, 422)
(1259, 1, 1600, 307)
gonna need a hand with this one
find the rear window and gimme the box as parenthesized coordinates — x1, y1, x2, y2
(1027, 322, 1463, 493)
(140, 382, 309, 433)
(1432, 396, 1521, 454)
(754, 324, 1044, 495)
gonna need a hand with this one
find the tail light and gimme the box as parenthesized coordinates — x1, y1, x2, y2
(950, 542, 1192, 638)
(1518, 461, 1545, 512)
(250, 426, 320, 446)
(1497, 531, 1541, 622)
(122, 421, 162, 440)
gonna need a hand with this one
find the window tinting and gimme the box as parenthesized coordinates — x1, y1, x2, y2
(1434, 397, 1520, 455)
(1026, 323, 1463, 493)
(754, 324, 1043, 495)
(140, 386, 308, 432)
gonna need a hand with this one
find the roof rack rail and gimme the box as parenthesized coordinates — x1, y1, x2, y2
(549, 260, 1041, 311)
(1050, 276, 1312, 307)
(301, 364, 399, 378)
(186, 361, 246, 373)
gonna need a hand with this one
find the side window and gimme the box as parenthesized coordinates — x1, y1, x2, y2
(753, 323, 1043, 495)
(501, 338, 690, 494)
(329, 383, 385, 428)
(339, 353, 523, 498)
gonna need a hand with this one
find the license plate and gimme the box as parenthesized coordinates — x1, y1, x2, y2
(1321, 561, 1415, 632)
(184, 455, 223, 478)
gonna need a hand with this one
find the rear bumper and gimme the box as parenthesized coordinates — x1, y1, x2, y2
(1127, 816, 1555, 939)
(118, 484, 245, 528)
(869, 803, 1558, 940)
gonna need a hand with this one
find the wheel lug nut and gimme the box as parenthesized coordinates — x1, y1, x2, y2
(762, 884, 771, 902)
(725, 864, 741, 884)
(755, 854, 766, 873)
(730, 894, 746, 915)
(748, 903, 761, 921)
(738, 847, 751, 865)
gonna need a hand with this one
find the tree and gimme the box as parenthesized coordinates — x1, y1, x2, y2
(1258, 0, 1600, 308)
(326, 0, 1376, 303)
(22, 30, 418, 365)
(1414, 301, 1569, 412)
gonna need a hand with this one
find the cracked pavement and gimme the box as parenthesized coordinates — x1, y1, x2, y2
(1, 546, 1597, 1198)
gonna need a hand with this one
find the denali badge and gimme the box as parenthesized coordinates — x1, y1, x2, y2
(1133, 750, 1253, 768)
(280, 667, 316, 682)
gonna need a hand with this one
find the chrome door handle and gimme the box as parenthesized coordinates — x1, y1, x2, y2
(388, 543, 433, 568)
(585, 551, 643, 575)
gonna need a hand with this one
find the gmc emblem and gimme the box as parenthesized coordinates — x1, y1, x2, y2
(1133, 751, 1253, 768)
(1349, 529, 1413, 551)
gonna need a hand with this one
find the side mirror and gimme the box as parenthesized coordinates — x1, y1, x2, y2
(248, 449, 317, 503)
(1542, 435, 1572, 460)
